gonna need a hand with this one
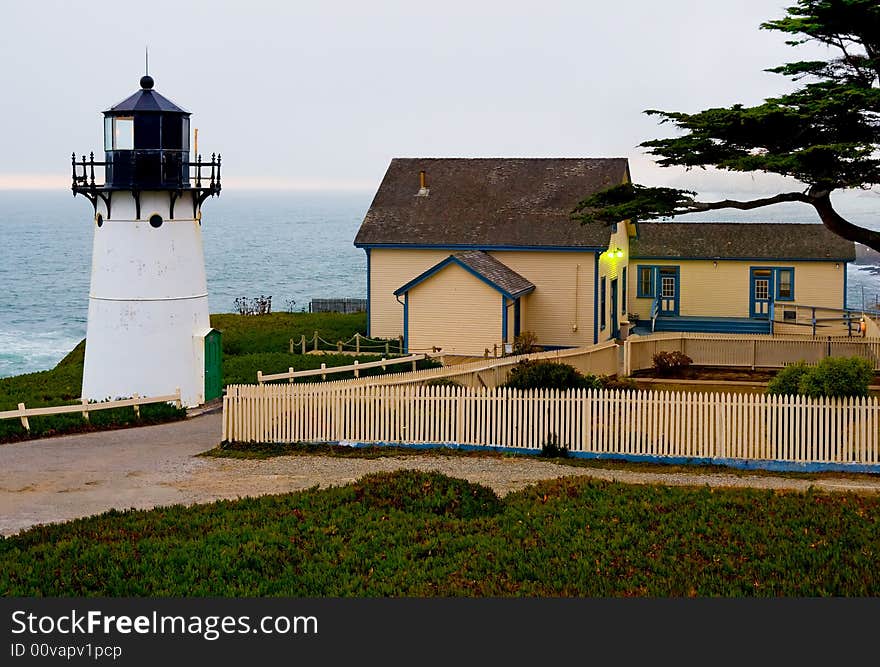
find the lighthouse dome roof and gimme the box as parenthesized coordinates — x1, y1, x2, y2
(104, 77, 189, 115)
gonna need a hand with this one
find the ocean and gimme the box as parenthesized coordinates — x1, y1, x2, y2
(1, 189, 878, 379)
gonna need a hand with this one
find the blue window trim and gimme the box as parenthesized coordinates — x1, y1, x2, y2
(621, 267, 627, 313)
(501, 297, 508, 343)
(593, 252, 600, 344)
(600, 276, 607, 331)
(636, 264, 655, 298)
(843, 262, 848, 309)
(393, 255, 535, 300)
(749, 266, 775, 318)
(657, 266, 680, 316)
(774, 266, 795, 301)
(402, 293, 409, 354)
(365, 248, 371, 336)
(514, 299, 521, 338)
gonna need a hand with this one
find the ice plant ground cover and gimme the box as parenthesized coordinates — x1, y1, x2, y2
(1, 470, 878, 597)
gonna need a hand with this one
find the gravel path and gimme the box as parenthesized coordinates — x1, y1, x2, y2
(2, 412, 879, 537)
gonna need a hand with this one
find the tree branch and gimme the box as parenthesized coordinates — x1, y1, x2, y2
(688, 192, 811, 212)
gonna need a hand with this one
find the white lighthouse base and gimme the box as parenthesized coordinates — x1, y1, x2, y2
(82, 297, 210, 407)
(81, 191, 211, 408)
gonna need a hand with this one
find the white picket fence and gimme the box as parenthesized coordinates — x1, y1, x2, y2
(222, 384, 880, 466)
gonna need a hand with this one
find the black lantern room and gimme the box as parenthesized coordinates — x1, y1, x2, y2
(102, 75, 190, 189)
(72, 75, 220, 218)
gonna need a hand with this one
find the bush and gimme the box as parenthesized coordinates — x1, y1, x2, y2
(767, 362, 812, 396)
(352, 470, 503, 519)
(598, 375, 638, 391)
(424, 378, 462, 387)
(652, 351, 693, 376)
(541, 433, 569, 458)
(767, 357, 874, 398)
(502, 361, 601, 390)
(512, 331, 540, 355)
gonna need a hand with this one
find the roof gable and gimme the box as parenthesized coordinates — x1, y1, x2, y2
(355, 158, 628, 248)
(631, 222, 856, 261)
(394, 251, 535, 299)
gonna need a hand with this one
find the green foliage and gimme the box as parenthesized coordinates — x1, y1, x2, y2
(767, 362, 813, 396)
(571, 0, 880, 252)
(572, 183, 697, 226)
(211, 312, 366, 356)
(352, 470, 503, 519)
(512, 331, 540, 355)
(540, 433, 569, 458)
(651, 351, 693, 376)
(769, 356, 874, 397)
(598, 375, 638, 391)
(3, 475, 880, 596)
(423, 378, 463, 387)
(502, 361, 601, 390)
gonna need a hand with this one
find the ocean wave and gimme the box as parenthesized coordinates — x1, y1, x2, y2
(0, 329, 84, 379)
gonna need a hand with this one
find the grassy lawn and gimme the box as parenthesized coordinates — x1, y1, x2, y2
(1, 470, 878, 596)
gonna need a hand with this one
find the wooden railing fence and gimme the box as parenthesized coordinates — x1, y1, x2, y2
(0, 389, 182, 432)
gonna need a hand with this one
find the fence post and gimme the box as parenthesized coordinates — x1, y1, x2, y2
(337, 341, 343, 352)
(314, 331, 319, 352)
(321, 362, 327, 381)
(18, 403, 29, 431)
(356, 333, 361, 354)
(385, 341, 390, 355)
(354, 360, 360, 378)
(133, 393, 140, 419)
(301, 335, 306, 355)
(257, 370, 263, 384)
(289, 338, 294, 354)
(175, 388, 182, 409)
(752, 339, 757, 370)
(398, 335, 404, 353)
(411, 356, 417, 372)
(381, 357, 387, 371)
(288, 367, 294, 384)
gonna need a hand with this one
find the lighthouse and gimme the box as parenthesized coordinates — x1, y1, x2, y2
(72, 74, 222, 408)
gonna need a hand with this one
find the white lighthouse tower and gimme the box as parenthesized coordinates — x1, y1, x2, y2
(72, 74, 222, 408)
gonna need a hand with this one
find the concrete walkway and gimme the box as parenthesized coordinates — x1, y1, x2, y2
(2, 413, 880, 537)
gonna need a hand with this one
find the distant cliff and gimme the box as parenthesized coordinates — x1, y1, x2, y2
(855, 243, 880, 265)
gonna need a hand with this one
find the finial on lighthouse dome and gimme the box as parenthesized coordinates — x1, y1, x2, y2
(139, 74, 154, 90)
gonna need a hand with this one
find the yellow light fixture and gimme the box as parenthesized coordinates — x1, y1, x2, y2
(615, 248, 624, 258)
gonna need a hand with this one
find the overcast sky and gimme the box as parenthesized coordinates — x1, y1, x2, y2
(0, 0, 839, 194)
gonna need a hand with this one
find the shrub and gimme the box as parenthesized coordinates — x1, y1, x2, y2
(352, 470, 503, 519)
(424, 378, 462, 387)
(598, 375, 638, 391)
(767, 362, 812, 396)
(512, 331, 540, 355)
(652, 351, 693, 376)
(541, 433, 569, 458)
(767, 357, 874, 398)
(799, 357, 874, 398)
(502, 361, 601, 390)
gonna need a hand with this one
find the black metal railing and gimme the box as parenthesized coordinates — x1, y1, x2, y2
(71, 151, 221, 193)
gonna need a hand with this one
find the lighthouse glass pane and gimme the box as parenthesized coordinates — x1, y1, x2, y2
(104, 117, 113, 151)
(113, 117, 134, 150)
(181, 117, 190, 153)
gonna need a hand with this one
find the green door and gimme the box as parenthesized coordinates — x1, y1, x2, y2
(204, 329, 223, 402)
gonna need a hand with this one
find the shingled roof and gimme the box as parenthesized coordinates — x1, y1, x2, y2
(631, 222, 855, 261)
(394, 251, 535, 299)
(354, 158, 629, 248)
